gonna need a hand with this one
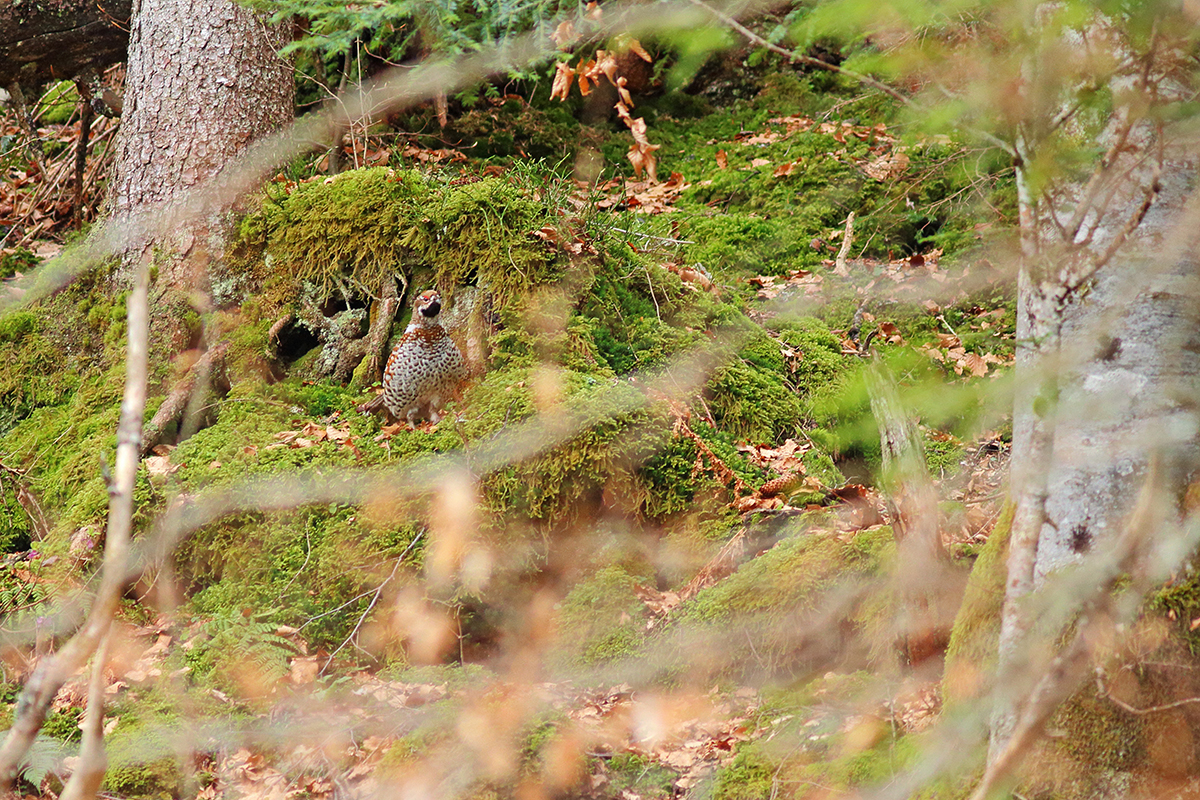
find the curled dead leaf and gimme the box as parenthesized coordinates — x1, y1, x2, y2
(595, 50, 619, 85)
(616, 76, 633, 107)
(627, 37, 652, 62)
(551, 61, 576, 101)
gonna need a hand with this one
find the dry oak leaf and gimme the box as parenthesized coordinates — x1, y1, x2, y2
(741, 131, 780, 145)
(772, 161, 797, 177)
(715, 149, 728, 169)
(615, 102, 661, 181)
(594, 49, 620, 85)
(750, 157, 771, 168)
(576, 59, 597, 95)
(532, 225, 559, 245)
(551, 61, 576, 101)
(627, 143, 660, 182)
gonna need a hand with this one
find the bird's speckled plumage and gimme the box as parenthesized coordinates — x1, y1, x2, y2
(379, 290, 466, 424)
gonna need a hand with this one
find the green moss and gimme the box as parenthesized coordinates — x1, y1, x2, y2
(1148, 563, 1200, 654)
(637, 434, 709, 519)
(571, 249, 705, 375)
(663, 525, 894, 680)
(685, 526, 891, 624)
(0, 311, 36, 342)
(234, 167, 433, 300)
(772, 317, 849, 401)
(101, 754, 182, 799)
(924, 431, 965, 478)
(1048, 685, 1142, 773)
(792, 733, 920, 793)
(943, 505, 1010, 705)
(231, 167, 569, 318)
(37, 81, 80, 125)
(713, 667, 932, 800)
(476, 370, 676, 524)
(180, 503, 424, 652)
(0, 310, 81, 429)
(1, 369, 124, 532)
(712, 748, 776, 800)
(421, 175, 563, 301)
(707, 356, 804, 444)
(554, 564, 646, 666)
(702, 317, 851, 446)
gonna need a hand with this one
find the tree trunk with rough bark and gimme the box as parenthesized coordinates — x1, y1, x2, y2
(109, 0, 293, 289)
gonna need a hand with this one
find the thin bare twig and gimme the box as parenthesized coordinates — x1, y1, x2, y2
(322, 530, 425, 673)
(1096, 672, 1200, 716)
(833, 211, 855, 277)
(57, 630, 113, 800)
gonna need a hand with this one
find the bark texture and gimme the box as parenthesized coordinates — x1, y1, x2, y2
(0, 0, 131, 87)
(109, 0, 293, 285)
(1031, 166, 1200, 581)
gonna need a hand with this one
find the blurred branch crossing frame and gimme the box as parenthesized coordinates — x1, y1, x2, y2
(1, 0, 1200, 797)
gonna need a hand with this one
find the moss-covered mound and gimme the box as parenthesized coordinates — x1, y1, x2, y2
(231, 167, 569, 312)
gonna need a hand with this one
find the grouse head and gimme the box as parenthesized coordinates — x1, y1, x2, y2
(415, 289, 442, 321)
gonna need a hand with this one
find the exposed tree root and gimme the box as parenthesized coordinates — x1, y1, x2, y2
(140, 340, 230, 457)
(0, 460, 50, 541)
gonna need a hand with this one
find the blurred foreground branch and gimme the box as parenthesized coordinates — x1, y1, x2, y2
(0, 255, 150, 789)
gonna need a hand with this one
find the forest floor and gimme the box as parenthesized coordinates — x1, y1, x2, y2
(0, 41, 1114, 800)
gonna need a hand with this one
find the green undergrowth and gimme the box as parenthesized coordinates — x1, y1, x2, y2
(639, 73, 1010, 282)
(0, 274, 140, 537)
(685, 522, 893, 624)
(0, 49, 1019, 740)
(710, 670, 934, 800)
(708, 664, 983, 799)
(550, 519, 898, 679)
(554, 564, 650, 667)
